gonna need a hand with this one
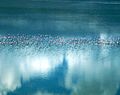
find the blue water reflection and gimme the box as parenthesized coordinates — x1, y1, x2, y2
(0, 35, 120, 95)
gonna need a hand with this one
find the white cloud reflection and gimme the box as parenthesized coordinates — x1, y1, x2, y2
(20, 52, 63, 80)
(65, 46, 120, 95)
(0, 47, 63, 95)
(0, 37, 120, 95)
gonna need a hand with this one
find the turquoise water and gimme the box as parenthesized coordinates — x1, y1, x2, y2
(0, 34, 120, 95)
(0, 0, 120, 95)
